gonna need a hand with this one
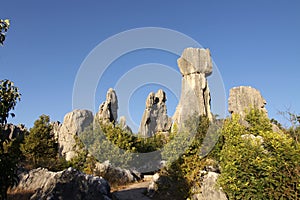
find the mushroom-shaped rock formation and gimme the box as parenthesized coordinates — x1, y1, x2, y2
(173, 48, 213, 128)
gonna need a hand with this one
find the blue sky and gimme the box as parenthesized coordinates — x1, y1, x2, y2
(1, 0, 300, 131)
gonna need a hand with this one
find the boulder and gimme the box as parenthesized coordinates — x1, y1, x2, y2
(10, 167, 111, 200)
(58, 109, 93, 161)
(94, 161, 142, 185)
(147, 173, 160, 197)
(228, 86, 267, 118)
(173, 48, 213, 129)
(193, 172, 227, 200)
(97, 88, 118, 124)
(139, 89, 172, 137)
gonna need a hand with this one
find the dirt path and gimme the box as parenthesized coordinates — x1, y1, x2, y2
(112, 178, 152, 200)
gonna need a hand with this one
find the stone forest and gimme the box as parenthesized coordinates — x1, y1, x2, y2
(1, 48, 300, 200)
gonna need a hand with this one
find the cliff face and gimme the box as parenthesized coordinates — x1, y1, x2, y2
(228, 86, 267, 118)
(173, 48, 213, 128)
(57, 109, 93, 161)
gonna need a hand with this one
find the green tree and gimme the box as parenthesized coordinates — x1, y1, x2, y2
(79, 121, 135, 169)
(0, 80, 21, 126)
(0, 19, 10, 45)
(0, 79, 21, 200)
(21, 115, 58, 169)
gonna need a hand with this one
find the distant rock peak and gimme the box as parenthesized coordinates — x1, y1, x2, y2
(228, 86, 267, 118)
(139, 89, 172, 137)
(97, 88, 118, 124)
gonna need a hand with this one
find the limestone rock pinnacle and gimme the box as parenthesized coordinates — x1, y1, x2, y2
(139, 89, 172, 137)
(173, 48, 213, 128)
(97, 88, 118, 124)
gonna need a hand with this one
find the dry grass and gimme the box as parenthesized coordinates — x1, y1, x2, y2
(7, 190, 35, 200)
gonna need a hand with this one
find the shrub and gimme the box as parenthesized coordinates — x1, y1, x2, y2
(218, 110, 300, 199)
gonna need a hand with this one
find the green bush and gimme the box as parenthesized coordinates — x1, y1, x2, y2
(218, 110, 300, 199)
(78, 119, 169, 169)
(79, 121, 135, 168)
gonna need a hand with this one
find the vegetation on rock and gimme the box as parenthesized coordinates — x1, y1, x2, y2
(218, 109, 300, 199)
(78, 119, 167, 170)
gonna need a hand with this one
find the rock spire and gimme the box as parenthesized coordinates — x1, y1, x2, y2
(139, 89, 172, 137)
(173, 48, 213, 127)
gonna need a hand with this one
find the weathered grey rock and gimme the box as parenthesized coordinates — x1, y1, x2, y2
(139, 89, 172, 137)
(147, 173, 160, 197)
(94, 161, 142, 185)
(97, 88, 118, 124)
(178, 48, 212, 76)
(0, 123, 26, 140)
(193, 172, 227, 200)
(58, 109, 93, 161)
(119, 116, 132, 133)
(50, 121, 61, 140)
(228, 86, 283, 133)
(173, 48, 213, 128)
(228, 86, 267, 118)
(11, 167, 111, 200)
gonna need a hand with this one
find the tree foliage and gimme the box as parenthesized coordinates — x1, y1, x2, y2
(159, 115, 222, 198)
(0, 78, 21, 200)
(78, 119, 168, 169)
(0, 80, 21, 126)
(218, 109, 300, 199)
(0, 19, 10, 45)
(21, 115, 59, 169)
